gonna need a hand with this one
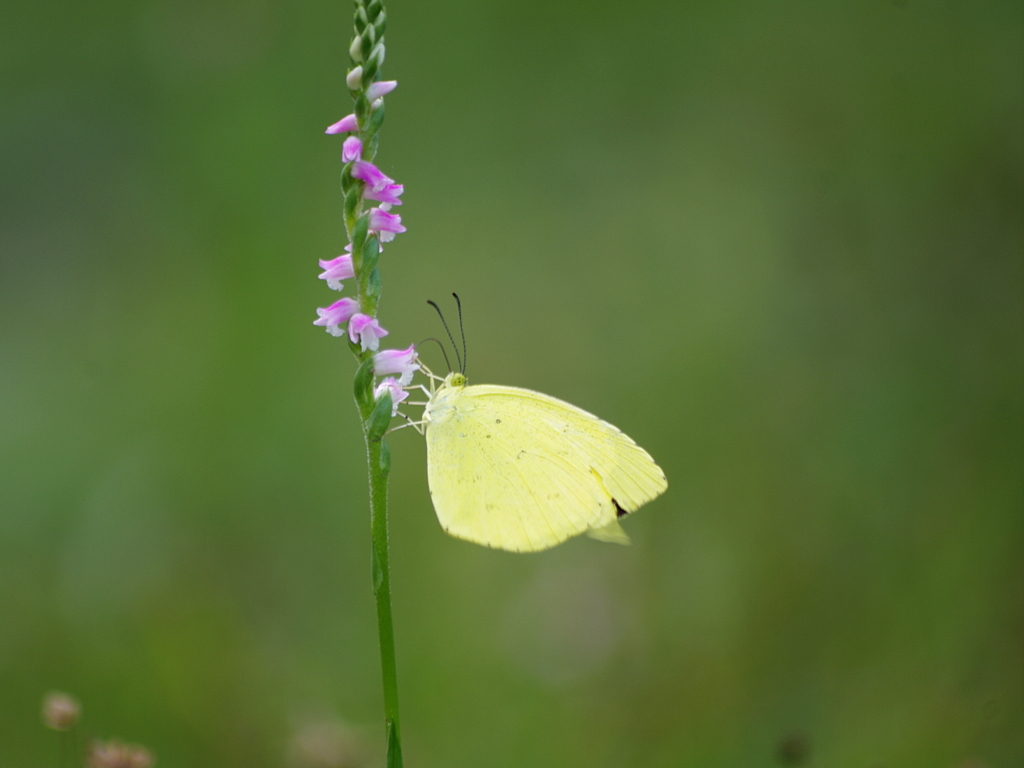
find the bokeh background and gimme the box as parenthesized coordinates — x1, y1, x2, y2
(1, 1, 1021, 766)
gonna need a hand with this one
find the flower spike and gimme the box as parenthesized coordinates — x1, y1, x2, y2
(318, 4, 410, 766)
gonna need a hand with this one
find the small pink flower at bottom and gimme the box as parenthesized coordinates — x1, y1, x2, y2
(374, 376, 409, 416)
(318, 248, 355, 290)
(325, 114, 359, 134)
(373, 345, 419, 385)
(348, 313, 389, 351)
(342, 136, 363, 162)
(314, 297, 359, 337)
(352, 160, 395, 192)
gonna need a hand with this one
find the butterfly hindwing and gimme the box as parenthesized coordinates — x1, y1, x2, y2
(425, 384, 667, 552)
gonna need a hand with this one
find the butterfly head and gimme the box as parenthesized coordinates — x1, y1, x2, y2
(425, 371, 467, 423)
(445, 372, 467, 389)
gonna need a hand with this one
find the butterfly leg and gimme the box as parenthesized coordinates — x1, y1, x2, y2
(388, 412, 426, 435)
(411, 383, 434, 399)
(416, 360, 445, 395)
(401, 384, 434, 407)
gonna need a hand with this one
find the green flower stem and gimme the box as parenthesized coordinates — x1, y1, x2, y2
(344, 2, 402, 765)
(351, 327, 404, 768)
(364, 433, 402, 768)
(351, 351, 403, 768)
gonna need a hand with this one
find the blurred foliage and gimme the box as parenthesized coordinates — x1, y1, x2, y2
(1, 1, 1022, 766)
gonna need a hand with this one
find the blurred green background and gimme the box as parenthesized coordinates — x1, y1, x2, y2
(1, 0, 1021, 766)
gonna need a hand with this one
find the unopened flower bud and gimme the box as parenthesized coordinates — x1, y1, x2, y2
(341, 135, 363, 163)
(370, 98, 383, 111)
(346, 66, 363, 91)
(42, 692, 80, 731)
(325, 113, 359, 135)
(370, 42, 386, 67)
(365, 80, 397, 101)
(349, 35, 364, 63)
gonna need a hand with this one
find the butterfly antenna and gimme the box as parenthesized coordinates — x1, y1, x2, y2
(427, 300, 463, 373)
(452, 292, 467, 374)
(415, 337, 452, 374)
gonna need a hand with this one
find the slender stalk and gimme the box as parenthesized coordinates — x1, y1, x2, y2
(362, 432, 402, 767)
(317, 1, 404, 761)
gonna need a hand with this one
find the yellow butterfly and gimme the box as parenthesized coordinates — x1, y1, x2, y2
(420, 369, 667, 552)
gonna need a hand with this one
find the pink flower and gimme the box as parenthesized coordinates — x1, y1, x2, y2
(325, 114, 359, 134)
(313, 297, 359, 337)
(366, 80, 398, 101)
(373, 345, 419, 385)
(342, 136, 363, 163)
(318, 248, 355, 290)
(348, 313, 389, 351)
(364, 182, 404, 206)
(374, 376, 409, 416)
(368, 207, 405, 241)
(351, 160, 394, 192)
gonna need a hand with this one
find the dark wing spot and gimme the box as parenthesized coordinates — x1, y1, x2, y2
(613, 499, 628, 519)
(495, 418, 501, 424)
